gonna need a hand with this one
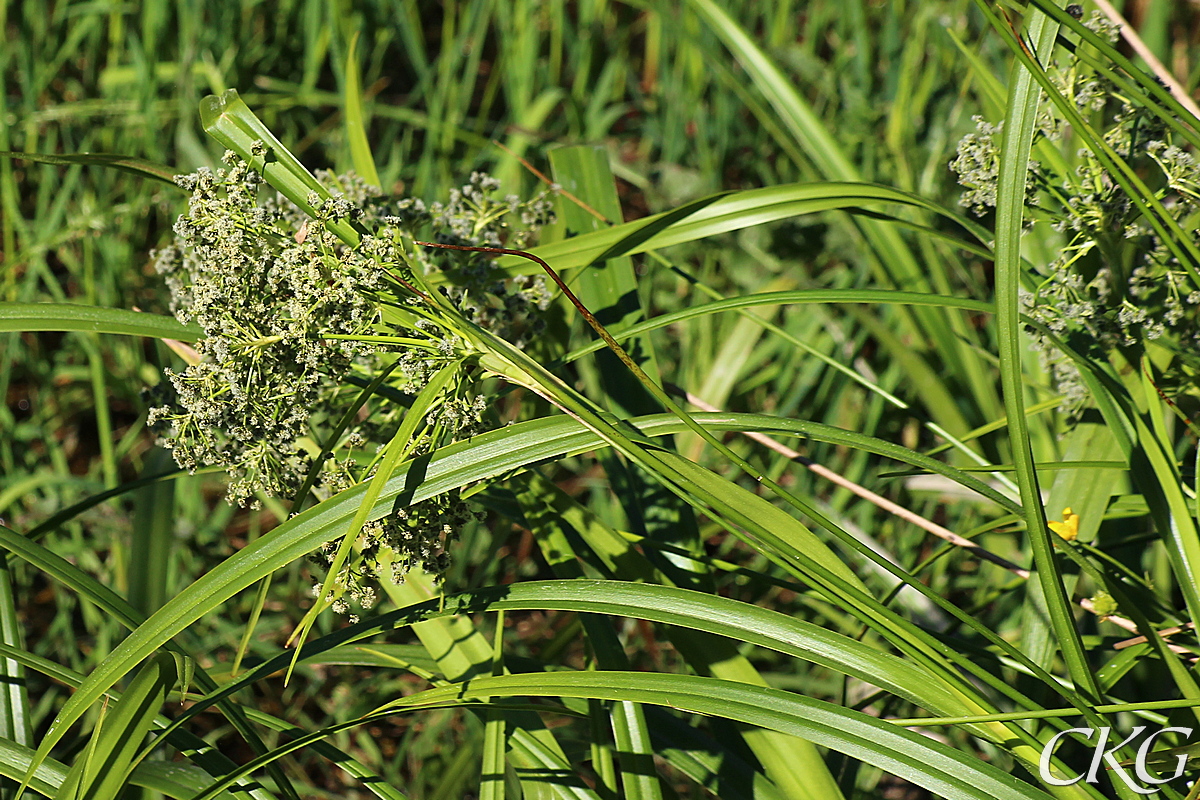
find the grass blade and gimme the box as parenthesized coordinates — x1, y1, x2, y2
(479, 610, 507, 800)
(53, 653, 176, 800)
(0, 560, 31, 789)
(128, 448, 177, 616)
(13, 404, 1047, 787)
(490, 182, 990, 279)
(378, 672, 1059, 800)
(0, 303, 200, 340)
(0, 151, 178, 184)
(984, 0, 1099, 700)
(198, 89, 362, 246)
(342, 32, 381, 189)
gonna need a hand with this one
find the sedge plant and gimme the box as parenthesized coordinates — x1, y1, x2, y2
(5, 2, 1200, 800)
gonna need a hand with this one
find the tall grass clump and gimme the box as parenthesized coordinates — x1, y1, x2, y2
(4, 2, 1200, 799)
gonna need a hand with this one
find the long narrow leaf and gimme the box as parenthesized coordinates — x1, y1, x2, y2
(54, 653, 176, 800)
(490, 182, 990, 278)
(0, 151, 178, 184)
(985, 0, 1099, 700)
(17, 407, 1026, 779)
(376, 672, 1058, 800)
(342, 32, 381, 188)
(0, 303, 200, 340)
(198, 89, 362, 246)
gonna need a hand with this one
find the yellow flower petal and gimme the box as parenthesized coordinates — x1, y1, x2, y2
(1049, 507, 1079, 542)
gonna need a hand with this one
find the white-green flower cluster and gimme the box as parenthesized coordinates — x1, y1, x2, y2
(385, 171, 556, 348)
(149, 150, 556, 595)
(148, 151, 388, 506)
(949, 116, 1008, 216)
(950, 19, 1200, 412)
(308, 481, 483, 618)
(306, 448, 484, 618)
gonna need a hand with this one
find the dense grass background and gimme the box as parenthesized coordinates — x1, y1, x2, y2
(5, 1, 1200, 798)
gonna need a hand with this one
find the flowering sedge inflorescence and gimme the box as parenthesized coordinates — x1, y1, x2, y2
(148, 147, 556, 613)
(950, 11, 1200, 413)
